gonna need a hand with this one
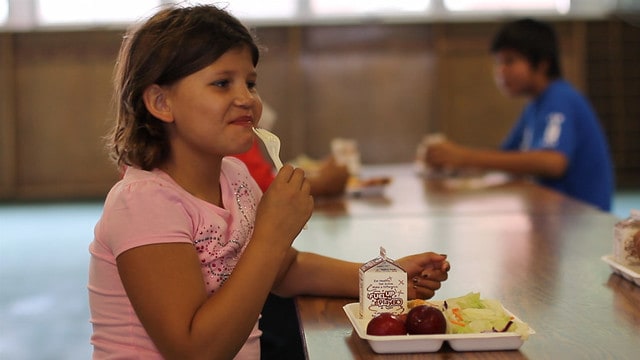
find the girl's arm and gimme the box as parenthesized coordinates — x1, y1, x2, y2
(117, 166, 313, 360)
(272, 249, 450, 300)
(117, 239, 283, 360)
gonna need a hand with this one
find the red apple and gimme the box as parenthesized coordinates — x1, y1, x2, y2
(398, 313, 408, 323)
(366, 313, 407, 336)
(405, 305, 447, 335)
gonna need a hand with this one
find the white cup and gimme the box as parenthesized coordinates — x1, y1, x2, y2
(331, 138, 361, 176)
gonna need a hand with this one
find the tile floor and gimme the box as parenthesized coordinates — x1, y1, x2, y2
(0, 191, 638, 359)
(0, 203, 101, 359)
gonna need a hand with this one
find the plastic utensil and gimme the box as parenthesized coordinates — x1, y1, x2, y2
(253, 126, 307, 229)
(253, 127, 284, 171)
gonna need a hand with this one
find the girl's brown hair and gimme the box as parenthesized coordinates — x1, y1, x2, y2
(107, 5, 260, 170)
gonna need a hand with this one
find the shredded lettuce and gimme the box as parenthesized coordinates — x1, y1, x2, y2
(442, 292, 531, 339)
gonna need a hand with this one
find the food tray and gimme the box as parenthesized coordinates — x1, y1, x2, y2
(345, 184, 387, 197)
(343, 302, 534, 353)
(345, 177, 391, 197)
(601, 255, 640, 286)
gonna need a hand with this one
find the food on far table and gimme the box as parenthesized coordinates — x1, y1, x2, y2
(614, 209, 640, 266)
(346, 176, 392, 197)
(635, 230, 640, 259)
(348, 176, 392, 188)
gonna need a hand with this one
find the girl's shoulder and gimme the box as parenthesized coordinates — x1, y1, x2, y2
(222, 157, 260, 185)
(97, 168, 197, 257)
(115, 167, 179, 194)
(221, 156, 264, 200)
(222, 156, 251, 174)
(104, 167, 190, 211)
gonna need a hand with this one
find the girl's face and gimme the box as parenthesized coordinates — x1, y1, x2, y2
(161, 46, 262, 160)
(492, 49, 544, 98)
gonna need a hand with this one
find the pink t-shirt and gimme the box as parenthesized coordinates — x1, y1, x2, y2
(88, 157, 263, 359)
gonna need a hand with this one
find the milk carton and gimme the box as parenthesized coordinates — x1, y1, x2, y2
(331, 138, 361, 176)
(359, 247, 407, 320)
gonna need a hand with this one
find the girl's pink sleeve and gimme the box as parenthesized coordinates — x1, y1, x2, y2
(100, 180, 194, 258)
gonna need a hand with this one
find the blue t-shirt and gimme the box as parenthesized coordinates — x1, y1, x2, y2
(501, 80, 614, 211)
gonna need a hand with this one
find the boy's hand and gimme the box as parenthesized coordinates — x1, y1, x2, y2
(396, 253, 450, 300)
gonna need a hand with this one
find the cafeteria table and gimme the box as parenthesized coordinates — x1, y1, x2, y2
(292, 164, 639, 359)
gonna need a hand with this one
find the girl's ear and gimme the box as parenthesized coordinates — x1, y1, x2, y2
(143, 84, 174, 123)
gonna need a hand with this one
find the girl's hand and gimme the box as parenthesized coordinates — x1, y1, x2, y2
(254, 165, 314, 248)
(396, 253, 450, 300)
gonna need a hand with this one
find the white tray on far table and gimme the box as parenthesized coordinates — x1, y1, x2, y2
(601, 254, 640, 286)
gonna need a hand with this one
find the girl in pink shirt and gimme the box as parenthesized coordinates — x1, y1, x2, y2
(88, 4, 450, 359)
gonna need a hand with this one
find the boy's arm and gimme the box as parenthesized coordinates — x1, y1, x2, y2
(426, 140, 568, 178)
(463, 147, 567, 178)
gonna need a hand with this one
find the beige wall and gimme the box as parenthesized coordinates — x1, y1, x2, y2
(1, 31, 122, 200)
(1, 34, 16, 198)
(0, 20, 612, 200)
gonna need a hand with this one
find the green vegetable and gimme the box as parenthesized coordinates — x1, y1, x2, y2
(442, 292, 531, 339)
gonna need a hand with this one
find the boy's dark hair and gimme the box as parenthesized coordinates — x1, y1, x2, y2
(490, 18, 562, 79)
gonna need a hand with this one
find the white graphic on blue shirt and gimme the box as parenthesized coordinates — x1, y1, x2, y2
(520, 128, 533, 151)
(542, 113, 564, 148)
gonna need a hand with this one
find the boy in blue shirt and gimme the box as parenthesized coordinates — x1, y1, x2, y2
(422, 18, 614, 211)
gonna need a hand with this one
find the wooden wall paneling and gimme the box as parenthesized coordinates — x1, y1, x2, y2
(433, 22, 522, 149)
(554, 22, 587, 91)
(620, 18, 640, 185)
(585, 19, 640, 187)
(602, 19, 638, 186)
(2, 19, 633, 200)
(295, 24, 436, 164)
(0, 33, 17, 199)
(253, 26, 308, 162)
(605, 20, 628, 172)
(13, 31, 121, 200)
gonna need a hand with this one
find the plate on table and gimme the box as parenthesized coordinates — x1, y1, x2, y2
(601, 255, 640, 286)
(342, 303, 534, 353)
(345, 177, 391, 197)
